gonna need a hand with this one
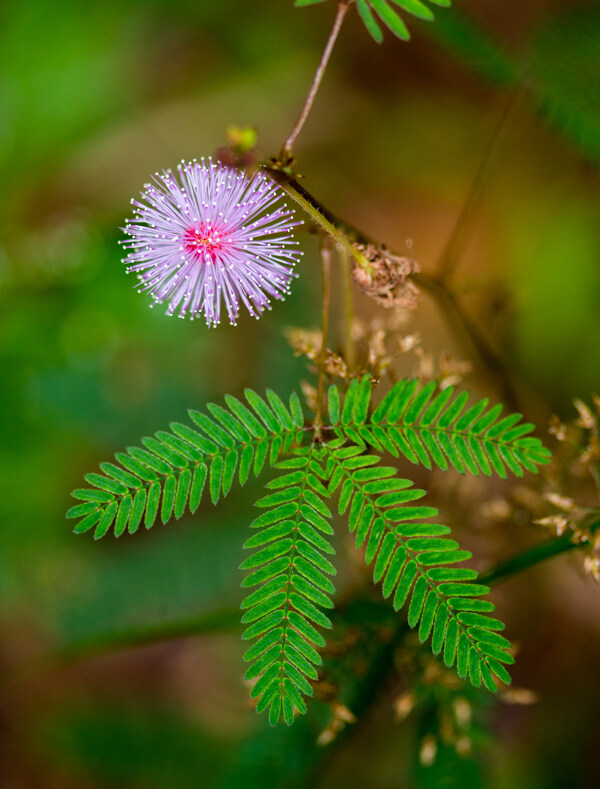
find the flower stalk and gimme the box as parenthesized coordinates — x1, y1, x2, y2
(314, 235, 333, 438)
(339, 246, 356, 372)
(280, 0, 351, 163)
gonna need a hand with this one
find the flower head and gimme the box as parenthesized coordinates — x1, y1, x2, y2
(121, 158, 302, 326)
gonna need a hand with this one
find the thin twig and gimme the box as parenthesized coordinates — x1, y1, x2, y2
(414, 271, 520, 410)
(264, 164, 519, 408)
(1, 608, 240, 696)
(437, 83, 523, 283)
(315, 235, 333, 438)
(480, 519, 600, 586)
(280, 0, 351, 162)
(339, 246, 356, 372)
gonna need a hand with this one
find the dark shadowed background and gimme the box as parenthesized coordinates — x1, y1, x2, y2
(2, 1, 600, 786)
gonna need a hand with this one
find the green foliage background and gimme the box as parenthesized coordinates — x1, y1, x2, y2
(2, 0, 600, 786)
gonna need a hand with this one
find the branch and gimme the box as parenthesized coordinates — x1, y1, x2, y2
(280, 0, 351, 161)
(264, 164, 520, 408)
(263, 163, 376, 275)
(480, 526, 599, 587)
(437, 84, 523, 283)
(413, 271, 520, 411)
(1, 608, 240, 696)
(315, 235, 333, 437)
(339, 246, 356, 372)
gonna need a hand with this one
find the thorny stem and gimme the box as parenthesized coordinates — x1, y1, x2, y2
(314, 235, 333, 438)
(280, 0, 351, 162)
(272, 78, 527, 407)
(339, 246, 356, 372)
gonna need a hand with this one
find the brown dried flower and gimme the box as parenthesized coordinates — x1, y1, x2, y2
(574, 398, 596, 430)
(285, 327, 349, 379)
(352, 245, 420, 310)
(549, 415, 568, 442)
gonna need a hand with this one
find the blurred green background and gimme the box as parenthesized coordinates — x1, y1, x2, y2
(2, 0, 600, 786)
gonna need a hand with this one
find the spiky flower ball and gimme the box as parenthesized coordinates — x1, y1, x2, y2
(121, 158, 302, 326)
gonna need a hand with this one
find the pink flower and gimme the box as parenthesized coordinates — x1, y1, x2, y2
(121, 158, 302, 326)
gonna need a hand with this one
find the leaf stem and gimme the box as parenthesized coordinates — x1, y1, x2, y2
(339, 246, 356, 372)
(280, 0, 351, 162)
(480, 520, 600, 587)
(437, 83, 523, 283)
(315, 235, 333, 437)
(413, 270, 520, 410)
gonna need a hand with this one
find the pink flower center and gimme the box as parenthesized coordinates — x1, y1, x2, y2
(183, 222, 226, 261)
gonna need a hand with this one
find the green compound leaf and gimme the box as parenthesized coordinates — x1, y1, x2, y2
(294, 0, 450, 44)
(68, 371, 549, 722)
(529, 6, 600, 167)
(361, 0, 450, 43)
(324, 443, 512, 690)
(241, 448, 335, 725)
(330, 376, 551, 480)
(67, 390, 305, 539)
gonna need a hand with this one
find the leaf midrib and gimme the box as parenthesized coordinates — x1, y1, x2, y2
(330, 448, 497, 677)
(83, 424, 304, 518)
(340, 419, 530, 452)
(272, 470, 315, 704)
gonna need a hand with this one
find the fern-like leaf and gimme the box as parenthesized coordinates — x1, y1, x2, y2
(67, 391, 306, 539)
(240, 448, 335, 725)
(67, 377, 551, 717)
(325, 441, 512, 690)
(359, 0, 450, 43)
(294, 0, 450, 43)
(329, 377, 551, 479)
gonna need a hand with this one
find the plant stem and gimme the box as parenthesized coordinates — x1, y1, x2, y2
(1, 608, 240, 695)
(315, 235, 333, 437)
(339, 246, 356, 372)
(54, 609, 241, 665)
(280, 0, 351, 162)
(263, 164, 376, 274)
(264, 163, 519, 408)
(413, 270, 520, 410)
(437, 83, 523, 283)
(480, 522, 600, 586)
